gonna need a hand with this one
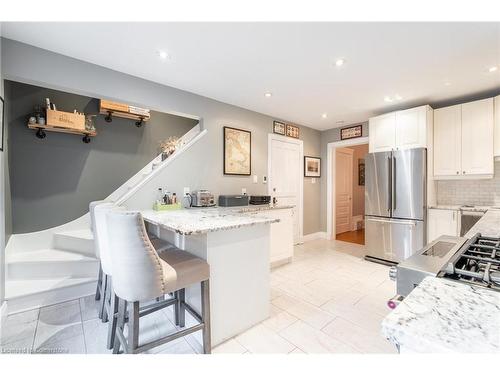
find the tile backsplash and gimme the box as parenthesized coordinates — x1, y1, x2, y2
(436, 161, 500, 206)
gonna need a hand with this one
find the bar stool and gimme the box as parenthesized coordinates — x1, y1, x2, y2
(89, 200, 106, 304)
(106, 211, 211, 354)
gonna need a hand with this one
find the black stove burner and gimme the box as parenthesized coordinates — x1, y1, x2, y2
(440, 233, 500, 291)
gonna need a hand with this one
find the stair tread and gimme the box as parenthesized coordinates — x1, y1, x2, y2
(6, 277, 97, 299)
(7, 248, 98, 263)
(55, 228, 93, 240)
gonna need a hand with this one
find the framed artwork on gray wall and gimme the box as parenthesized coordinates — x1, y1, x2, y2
(304, 156, 321, 177)
(0, 96, 4, 152)
(223, 126, 252, 175)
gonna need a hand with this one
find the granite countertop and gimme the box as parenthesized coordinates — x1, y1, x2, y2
(465, 208, 500, 238)
(428, 204, 492, 212)
(141, 207, 281, 235)
(229, 204, 295, 213)
(382, 277, 500, 353)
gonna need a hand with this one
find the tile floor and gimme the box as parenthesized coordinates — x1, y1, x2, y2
(0, 239, 397, 354)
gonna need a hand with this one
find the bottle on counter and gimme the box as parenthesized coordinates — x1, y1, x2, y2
(156, 188, 164, 205)
(172, 193, 177, 204)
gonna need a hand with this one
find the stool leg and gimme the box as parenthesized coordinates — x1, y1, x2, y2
(107, 287, 119, 350)
(174, 291, 180, 326)
(113, 298, 126, 354)
(178, 288, 186, 328)
(201, 280, 211, 354)
(99, 274, 108, 322)
(128, 301, 140, 354)
(95, 264, 103, 301)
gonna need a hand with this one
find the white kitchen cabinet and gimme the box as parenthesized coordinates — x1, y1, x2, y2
(494, 95, 500, 158)
(434, 105, 462, 177)
(428, 208, 459, 243)
(369, 112, 396, 152)
(461, 98, 494, 176)
(369, 105, 432, 153)
(434, 98, 494, 179)
(395, 106, 430, 150)
(252, 208, 294, 266)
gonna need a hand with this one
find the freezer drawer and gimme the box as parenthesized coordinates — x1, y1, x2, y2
(366, 217, 424, 263)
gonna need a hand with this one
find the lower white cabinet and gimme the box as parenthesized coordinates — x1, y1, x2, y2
(427, 208, 459, 243)
(252, 208, 294, 266)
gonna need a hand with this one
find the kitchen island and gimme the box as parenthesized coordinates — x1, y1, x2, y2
(382, 208, 500, 353)
(142, 207, 283, 346)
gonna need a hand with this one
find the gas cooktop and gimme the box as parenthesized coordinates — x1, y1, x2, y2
(440, 233, 500, 291)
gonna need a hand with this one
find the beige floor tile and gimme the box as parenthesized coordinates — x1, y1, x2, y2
(213, 338, 247, 354)
(279, 321, 359, 353)
(320, 301, 384, 334)
(235, 323, 295, 353)
(322, 317, 397, 354)
(272, 294, 335, 330)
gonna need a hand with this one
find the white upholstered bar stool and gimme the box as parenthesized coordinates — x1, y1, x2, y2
(106, 211, 211, 354)
(89, 200, 106, 311)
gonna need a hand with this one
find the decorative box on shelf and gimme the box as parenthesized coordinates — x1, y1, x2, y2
(153, 202, 182, 211)
(46, 109, 85, 131)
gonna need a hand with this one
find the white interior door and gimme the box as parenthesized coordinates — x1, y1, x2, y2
(335, 148, 354, 234)
(268, 135, 303, 244)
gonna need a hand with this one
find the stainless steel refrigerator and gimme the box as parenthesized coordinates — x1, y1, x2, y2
(365, 148, 426, 264)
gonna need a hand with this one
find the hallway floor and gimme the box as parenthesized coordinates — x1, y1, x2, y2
(0, 239, 396, 354)
(336, 229, 365, 245)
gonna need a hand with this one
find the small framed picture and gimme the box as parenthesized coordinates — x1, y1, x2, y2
(286, 124, 300, 139)
(273, 121, 286, 135)
(223, 126, 252, 176)
(304, 156, 321, 177)
(340, 124, 362, 140)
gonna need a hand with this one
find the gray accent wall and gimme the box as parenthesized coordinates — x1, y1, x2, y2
(1, 38, 322, 236)
(5, 80, 198, 234)
(0, 28, 5, 305)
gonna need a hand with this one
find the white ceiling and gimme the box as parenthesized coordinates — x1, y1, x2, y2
(2, 22, 500, 130)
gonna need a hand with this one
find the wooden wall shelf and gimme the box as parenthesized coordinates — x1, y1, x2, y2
(99, 99, 150, 127)
(28, 123, 96, 143)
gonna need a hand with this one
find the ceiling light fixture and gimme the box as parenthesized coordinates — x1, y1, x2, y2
(489, 66, 498, 72)
(384, 96, 393, 103)
(321, 113, 328, 119)
(385, 94, 403, 103)
(444, 82, 452, 86)
(264, 92, 273, 98)
(335, 58, 345, 67)
(158, 50, 170, 60)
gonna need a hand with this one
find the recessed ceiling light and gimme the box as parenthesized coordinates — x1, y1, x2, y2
(394, 94, 403, 101)
(385, 94, 403, 103)
(384, 96, 393, 103)
(321, 113, 328, 119)
(335, 58, 345, 67)
(444, 82, 452, 86)
(158, 50, 170, 60)
(264, 92, 273, 98)
(489, 66, 498, 72)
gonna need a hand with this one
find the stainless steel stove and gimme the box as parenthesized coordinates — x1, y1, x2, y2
(439, 233, 500, 291)
(387, 233, 500, 309)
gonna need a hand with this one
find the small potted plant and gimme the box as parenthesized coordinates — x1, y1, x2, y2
(160, 136, 179, 161)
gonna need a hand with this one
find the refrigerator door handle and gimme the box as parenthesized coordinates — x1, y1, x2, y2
(392, 155, 396, 212)
(387, 155, 392, 213)
(366, 217, 417, 226)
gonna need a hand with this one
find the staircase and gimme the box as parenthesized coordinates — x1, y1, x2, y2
(4, 123, 207, 314)
(5, 229, 99, 314)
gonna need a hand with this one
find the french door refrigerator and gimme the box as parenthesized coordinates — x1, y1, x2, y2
(364, 148, 426, 264)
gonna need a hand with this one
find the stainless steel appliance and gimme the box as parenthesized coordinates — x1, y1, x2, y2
(190, 190, 216, 207)
(218, 195, 249, 207)
(249, 195, 271, 205)
(387, 233, 499, 309)
(365, 148, 426, 264)
(459, 208, 486, 236)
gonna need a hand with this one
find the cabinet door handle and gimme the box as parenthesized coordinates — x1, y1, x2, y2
(453, 211, 456, 221)
(463, 171, 466, 174)
(456, 171, 459, 175)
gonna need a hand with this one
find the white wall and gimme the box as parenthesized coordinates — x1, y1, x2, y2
(1, 24, 6, 306)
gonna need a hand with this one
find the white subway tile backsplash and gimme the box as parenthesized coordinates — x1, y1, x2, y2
(437, 161, 500, 206)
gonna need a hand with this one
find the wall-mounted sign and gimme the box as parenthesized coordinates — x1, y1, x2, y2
(273, 121, 286, 135)
(340, 124, 362, 140)
(286, 124, 300, 139)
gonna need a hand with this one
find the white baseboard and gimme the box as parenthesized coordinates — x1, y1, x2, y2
(0, 301, 8, 344)
(301, 232, 328, 242)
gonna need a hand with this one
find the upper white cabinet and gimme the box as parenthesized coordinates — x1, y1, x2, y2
(369, 112, 396, 152)
(495, 95, 500, 158)
(434, 98, 494, 179)
(434, 105, 462, 176)
(369, 105, 432, 153)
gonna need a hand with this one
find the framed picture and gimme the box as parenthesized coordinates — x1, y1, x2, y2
(286, 124, 300, 139)
(304, 156, 321, 177)
(273, 121, 286, 135)
(340, 124, 362, 140)
(358, 159, 365, 186)
(223, 126, 251, 176)
(0, 96, 4, 152)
